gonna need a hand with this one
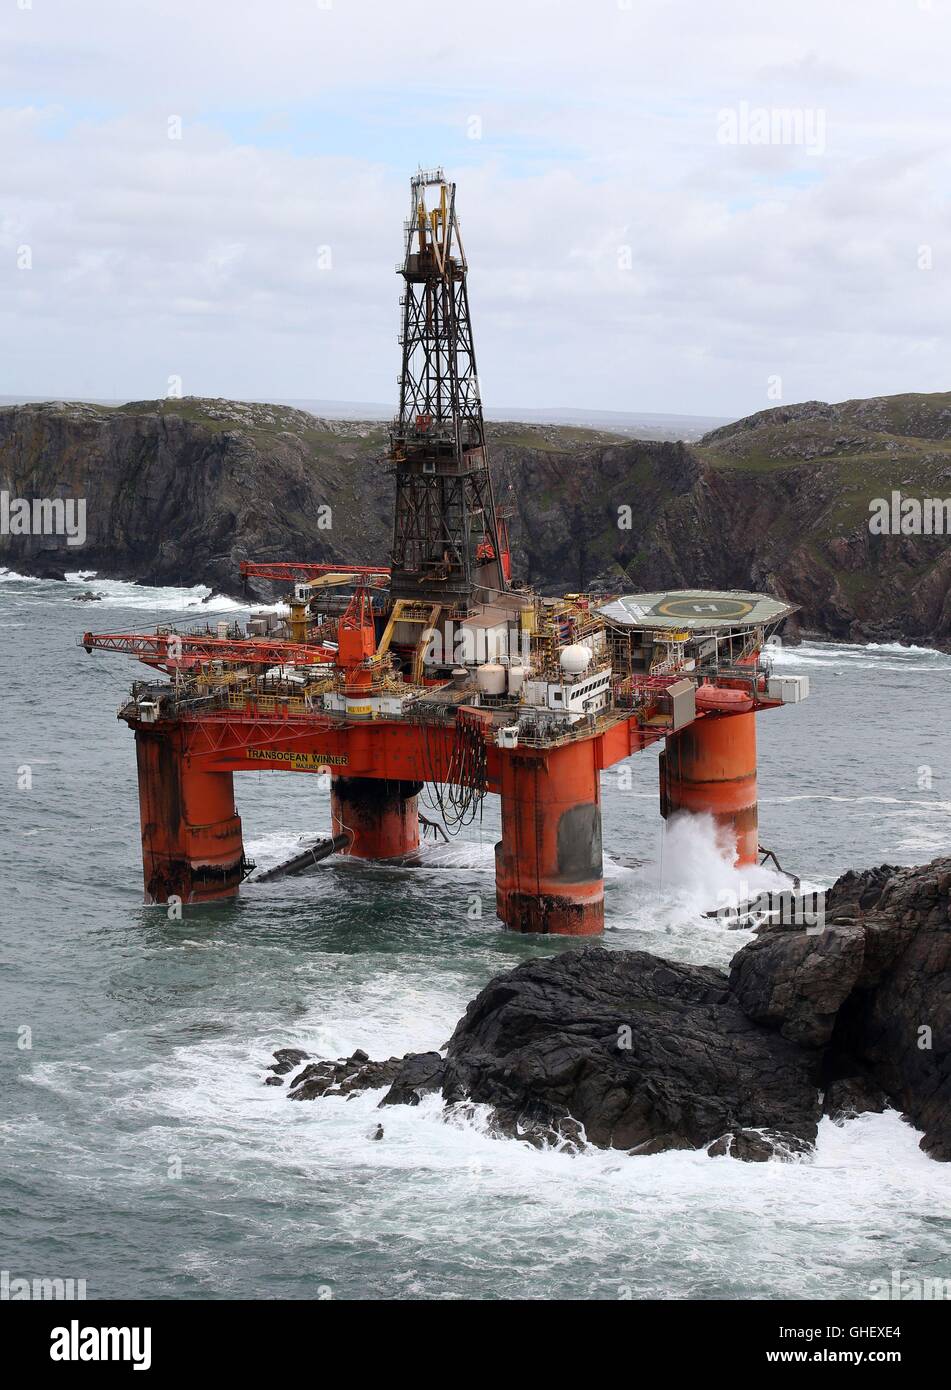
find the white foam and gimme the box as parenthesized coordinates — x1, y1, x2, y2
(656, 811, 792, 908)
(769, 639, 950, 673)
(0, 567, 282, 615)
(64, 573, 280, 614)
(51, 1028, 948, 1299)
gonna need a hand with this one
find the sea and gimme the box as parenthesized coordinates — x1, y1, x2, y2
(1, 568, 949, 1301)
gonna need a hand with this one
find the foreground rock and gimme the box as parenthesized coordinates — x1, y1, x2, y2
(267, 857, 950, 1162)
(440, 950, 818, 1156)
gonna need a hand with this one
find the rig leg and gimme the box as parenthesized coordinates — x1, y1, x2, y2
(660, 711, 758, 866)
(495, 741, 604, 935)
(135, 731, 245, 904)
(330, 777, 421, 859)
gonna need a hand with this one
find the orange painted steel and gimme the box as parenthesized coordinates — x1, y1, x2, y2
(495, 738, 604, 935)
(660, 711, 758, 866)
(331, 776, 422, 859)
(135, 729, 245, 903)
(184, 714, 465, 788)
(126, 694, 764, 923)
(694, 682, 754, 714)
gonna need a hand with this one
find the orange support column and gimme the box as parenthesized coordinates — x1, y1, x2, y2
(660, 711, 758, 865)
(495, 740, 604, 935)
(330, 777, 421, 859)
(135, 730, 245, 904)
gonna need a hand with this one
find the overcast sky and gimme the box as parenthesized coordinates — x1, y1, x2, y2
(3, 0, 951, 417)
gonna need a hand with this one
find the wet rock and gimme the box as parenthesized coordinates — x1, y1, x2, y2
(269, 1047, 310, 1076)
(822, 859, 951, 1159)
(706, 1129, 811, 1162)
(728, 919, 865, 1047)
(380, 1051, 445, 1107)
(264, 1075, 284, 1087)
(486, 1103, 586, 1152)
(823, 1076, 888, 1122)
(440, 947, 821, 1157)
(284, 1048, 444, 1103)
(826, 865, 900, 918)
(287, 1051, 404, 1100)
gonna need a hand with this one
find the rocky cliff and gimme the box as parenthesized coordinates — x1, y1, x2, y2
(3, 392, 951, 647)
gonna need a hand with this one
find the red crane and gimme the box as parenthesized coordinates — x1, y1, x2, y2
(81, 630, 337, 673)
(240, 561, 390, 584)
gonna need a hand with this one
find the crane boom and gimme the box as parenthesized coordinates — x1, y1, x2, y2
(81, 630, 337, 671)
(240, 561, 390, 583)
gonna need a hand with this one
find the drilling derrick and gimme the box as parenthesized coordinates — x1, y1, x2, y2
(389, 168, 505, 606)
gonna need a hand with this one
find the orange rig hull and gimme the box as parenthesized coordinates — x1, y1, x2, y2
(660, 710, 759, 866)
(128, 702, 771, 932)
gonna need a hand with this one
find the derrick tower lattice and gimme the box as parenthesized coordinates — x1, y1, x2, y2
(389, 168, 505, 605)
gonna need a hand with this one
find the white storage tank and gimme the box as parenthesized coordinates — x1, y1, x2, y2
(507, 663, 525, 697)
(476, 662, 506, 696)
(559, 644, 592, 676)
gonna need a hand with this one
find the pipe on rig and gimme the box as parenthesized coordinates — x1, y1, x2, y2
(495, 740, 604, 935)
(330, 776, 422, 859)
(659, 710, 758, 866)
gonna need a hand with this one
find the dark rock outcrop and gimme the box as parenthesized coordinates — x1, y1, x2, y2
(379, 1051, 445, 1107)
(727, 920, 865, 1047)
(440, 948, 819, 1157)
(284, 1049, 444, 1104)
(268, 856, 949, 1163)
(823, 860, 951, 1160)
(823, 1076, 888, 1121)
(268, 1047, 310, 1077)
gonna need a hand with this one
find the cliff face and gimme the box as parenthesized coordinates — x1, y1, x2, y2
(692, 393, 951, 647)
(2, 392, 950, 647)
(0, 399, 394, 593)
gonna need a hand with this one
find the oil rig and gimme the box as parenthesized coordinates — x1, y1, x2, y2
(82, 168, 809, 934)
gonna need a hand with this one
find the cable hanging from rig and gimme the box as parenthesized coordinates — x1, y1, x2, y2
(421, 710, 487, 833)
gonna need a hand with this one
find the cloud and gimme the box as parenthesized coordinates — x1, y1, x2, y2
(2, 0, 951, 414)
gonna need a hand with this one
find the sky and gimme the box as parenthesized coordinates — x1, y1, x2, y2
(2, 0, 951, 418)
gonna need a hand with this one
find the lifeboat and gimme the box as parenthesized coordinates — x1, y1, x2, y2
(694, 682, 754, 714)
